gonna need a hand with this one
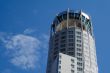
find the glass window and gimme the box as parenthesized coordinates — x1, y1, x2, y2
(71, 70, 74, 73)
(59, 60, 61, 64)
(69, 35, 74, 38)
(55, 43, 58, 46)
(69, 43, 74, 46)
(60, 48, 66, 52)
(61, 44, 66, 47)
(75, 13, 80, 20)
(77, 44, 81, 47)
(55, 38, 59, 42)
(68, 31, 74, 34)
(77, 40, 81, 43)
(59, 65, 61, 69)
(77, 23, 81, 28)
(61, 40, 66, 43)
(69, 39, 74, 42)
(77, 36, 81, 39)
(71, 64, 74, 68)
(57, 15, 63, 22)
(71, 59, 74, 63)
(77, 48, 82, 51)
(85, 18, 89, 25)
(69, 13, 74, 19)
(63, 14, 67, 20)
(82, 15, 85, 22)
(88, 21, 91, 29)
(68, 48, 74, 50)
(77, 58, 82, 61)
(61, 36, 66, 39)
(76, 31, 81, 35)
(77, 53, 82, 56)
(77, 68, 83, 71)
(68, 52, 74, 56)
(61, 31, 66, 35)
(77, 62, 82, 66)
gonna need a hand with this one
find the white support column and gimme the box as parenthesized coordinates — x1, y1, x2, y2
(67, 8, 69, 29)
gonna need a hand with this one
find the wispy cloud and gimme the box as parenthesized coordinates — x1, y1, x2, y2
(23, 28, 36, 34)
(0, 29, 49, 71)
(0, 31, 49, 70)
(5, 34, 40, 69)
(40, 34, 49, 56)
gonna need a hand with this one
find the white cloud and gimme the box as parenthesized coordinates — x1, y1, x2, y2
(0, 32, 11, 44)
(40, 34, 49, 50)
(4, 34, 40, 69)
(23, 28, 36, 34)
(0, 31, 49, 70)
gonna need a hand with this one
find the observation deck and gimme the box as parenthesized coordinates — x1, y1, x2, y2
(50, 9, 93, 36)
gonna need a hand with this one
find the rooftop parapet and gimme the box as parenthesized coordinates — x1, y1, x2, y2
(50, 9, 93, 36)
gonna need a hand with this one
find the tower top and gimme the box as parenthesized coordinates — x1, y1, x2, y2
(51, 9, 93, 36)
(53, 9, 90, 25)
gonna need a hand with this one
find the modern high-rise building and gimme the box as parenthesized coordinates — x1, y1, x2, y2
(46, 9, 98, 73)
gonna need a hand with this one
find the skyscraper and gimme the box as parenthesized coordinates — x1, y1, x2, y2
(46, 9, 98, 73)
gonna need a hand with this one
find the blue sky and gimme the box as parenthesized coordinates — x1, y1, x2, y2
(0, 0, 110, 73)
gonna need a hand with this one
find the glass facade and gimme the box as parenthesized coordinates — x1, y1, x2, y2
(46, 10, 98, 73)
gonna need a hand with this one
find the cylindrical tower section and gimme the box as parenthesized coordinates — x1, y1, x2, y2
(46, 9, 98, 73)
